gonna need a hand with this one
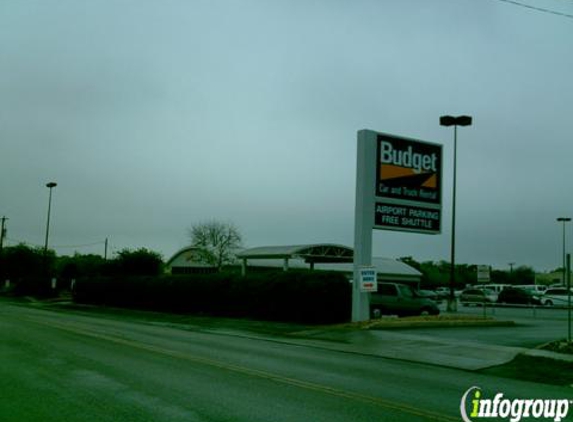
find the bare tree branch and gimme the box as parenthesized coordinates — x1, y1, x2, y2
(188, 221, 242, 271)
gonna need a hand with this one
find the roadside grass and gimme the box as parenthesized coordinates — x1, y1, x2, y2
(479, 355, 573, 386)
(50, 301, 513, 333)
(39, 301, 313, 337)
(3, 296, 515, 336)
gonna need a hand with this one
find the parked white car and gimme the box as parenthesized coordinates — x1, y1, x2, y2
(514, 284, 547, 295)
(542, 288, 573, 306)
(460, 288, 498, 305)
(473, 284, 509, 295)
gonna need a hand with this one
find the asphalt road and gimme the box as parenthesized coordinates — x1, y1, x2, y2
(0, 303, 571, 422)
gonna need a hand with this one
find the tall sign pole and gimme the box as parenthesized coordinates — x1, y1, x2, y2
(353, 130, 443, 322)
(352, 131, 377, 321)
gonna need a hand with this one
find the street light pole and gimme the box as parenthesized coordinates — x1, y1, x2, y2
(440, 115, 472, 312)
(0, 216, 7, 282)
(557, 217, 571, 287)
(44, 182, 57, 256)
(0, 216, 7, 255)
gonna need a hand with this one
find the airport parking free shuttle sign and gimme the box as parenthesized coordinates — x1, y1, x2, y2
(374, 202, 441, 234)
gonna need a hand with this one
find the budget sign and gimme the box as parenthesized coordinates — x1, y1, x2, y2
(376, 133, 442, 206)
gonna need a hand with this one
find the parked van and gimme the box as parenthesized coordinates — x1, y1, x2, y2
(370, 282, 440, 317)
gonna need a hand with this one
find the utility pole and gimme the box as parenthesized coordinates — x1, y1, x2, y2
(104, 237, 108, 260)
(0, 216, 7, 283)
(508, 262, 515, 283)
(0, 216, 7, 254)
(557, 218, 571, 286)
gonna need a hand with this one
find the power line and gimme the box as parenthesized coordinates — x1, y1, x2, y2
(50, 240, 106, 249)
(494, 0, 573, 19)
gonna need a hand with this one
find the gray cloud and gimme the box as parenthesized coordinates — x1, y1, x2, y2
(1, 0, 572, 270)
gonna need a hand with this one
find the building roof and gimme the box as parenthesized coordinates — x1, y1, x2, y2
(244, 256, 421, 279)
(167, 243, 421, 281)
(236, 244, 353, 263)
(237, 243, 420, 280)
(165, 246, 213, 268)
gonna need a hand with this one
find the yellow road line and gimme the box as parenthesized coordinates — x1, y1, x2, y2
(26, 316, 459, 422)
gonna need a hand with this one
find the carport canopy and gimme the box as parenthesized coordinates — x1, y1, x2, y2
(237, 244, 354, 274)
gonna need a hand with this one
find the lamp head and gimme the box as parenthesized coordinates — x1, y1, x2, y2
(440, 115, 473, 127)
(456, 115, 473, 126)
(440, 115, 455, 126)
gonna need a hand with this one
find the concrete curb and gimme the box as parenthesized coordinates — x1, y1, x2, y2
(367, 320, 516, 329)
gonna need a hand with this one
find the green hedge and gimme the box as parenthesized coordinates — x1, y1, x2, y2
(72, 271, 351, 324)
(11, 277, 59, 297)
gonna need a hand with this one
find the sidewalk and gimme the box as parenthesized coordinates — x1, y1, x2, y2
(205, 326, 573, 371)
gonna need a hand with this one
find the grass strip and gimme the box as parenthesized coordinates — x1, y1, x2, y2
(479, 355, 573, 386)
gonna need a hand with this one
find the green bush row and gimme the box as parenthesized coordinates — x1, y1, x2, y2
(9, 277, 60, 297)
(72, 271, 352, 324)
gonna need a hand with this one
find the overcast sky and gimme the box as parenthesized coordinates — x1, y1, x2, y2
(1, 0, 572, 271)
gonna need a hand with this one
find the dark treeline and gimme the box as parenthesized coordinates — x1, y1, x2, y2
(0, 244, 163, 295)
(398, 257, 536, 289)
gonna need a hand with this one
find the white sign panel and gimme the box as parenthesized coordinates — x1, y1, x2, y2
(477, 265, 491, 283)
(359, 267, 377, 292)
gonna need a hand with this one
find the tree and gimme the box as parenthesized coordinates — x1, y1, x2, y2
(112, 248, 164, 276)
(56, 253, 107, 279)
(189, 221, 242, 271)
(511, 265, 535, 285)
(2, 243, 55, 278)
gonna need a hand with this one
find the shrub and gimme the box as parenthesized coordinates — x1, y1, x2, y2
(111, 248, 164, 276)
(73, 270, 351, 324)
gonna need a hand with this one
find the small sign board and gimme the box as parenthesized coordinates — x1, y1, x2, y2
(477, 265, 491, 283)
(359, 266, 377, 292)
(374, 201, 441, 234)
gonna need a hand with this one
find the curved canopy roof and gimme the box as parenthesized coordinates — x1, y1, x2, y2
(236, 244, 353, 263)
(165, 246, 215, 268)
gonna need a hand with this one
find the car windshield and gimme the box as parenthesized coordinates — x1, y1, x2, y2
(398, 284, 415, 298)
(547, 289, 567, 295)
